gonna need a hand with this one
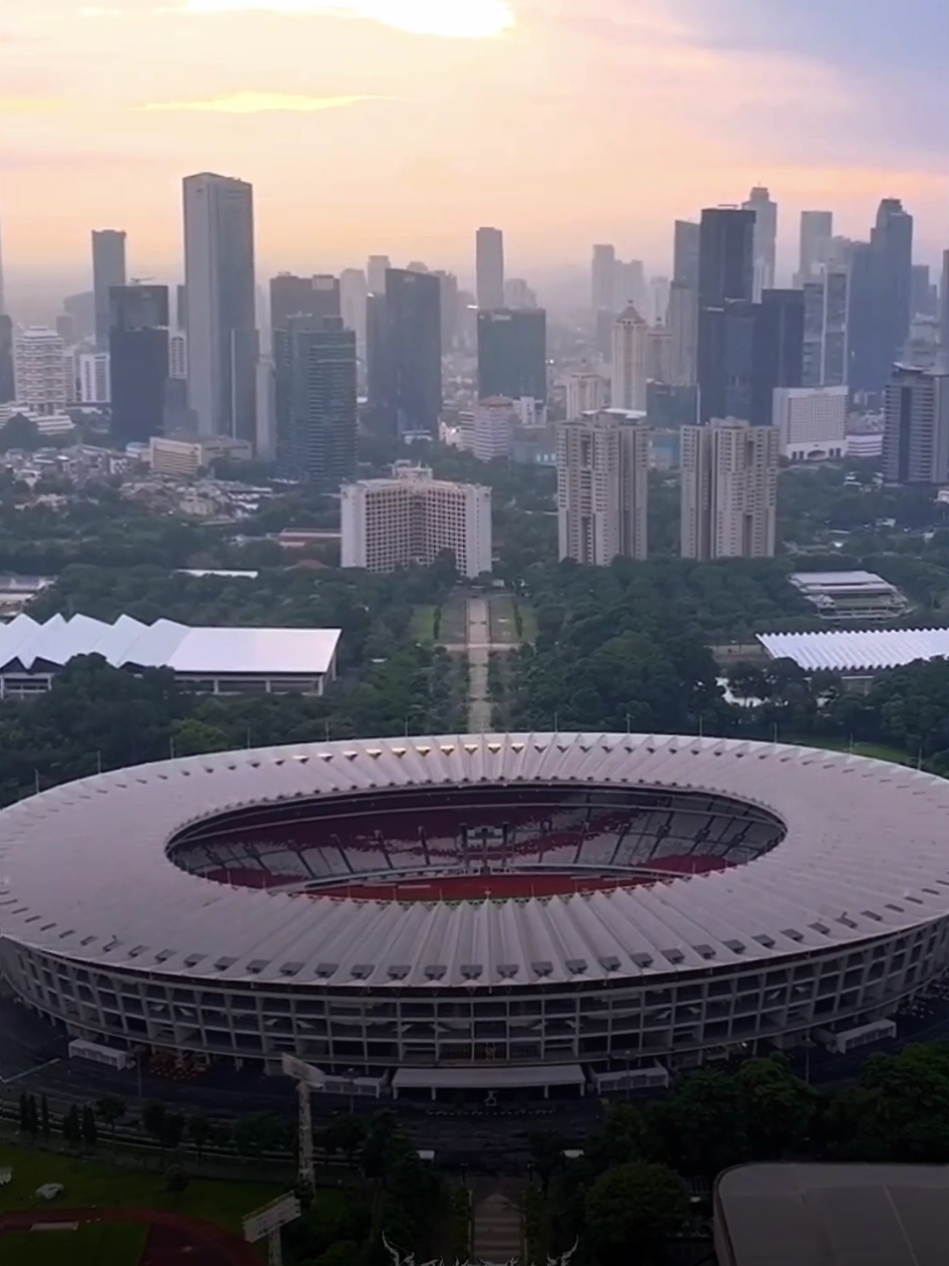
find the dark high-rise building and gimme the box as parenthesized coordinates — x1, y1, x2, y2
(847, 241, 875, 393)
(698, 207, 755, 309)
(802, 281, 825, 388)
(382, 268, 441, 435)
(176, 284, 187, 331)
(753, 289, 804, 426)
(872, 199, 913, 370)
(270, 274, 340, 332)
(673, 221, 700, 291)
(941, 250, 949, 351)
(0, 314, 14, 404)
(183, 172, 257, 444)
(92, 229, 126, 350)
(109, 284, 169, 444)
(64, 291, 95, 342)
(476, 227, 504, 309)
(281, 315, 356, 491)
(697, 207, 755, 421)
(883, 364, 949, 485)
(434, 270, 459, 352)
(477, 308, 547, 402)
(365, 291, 389, 420)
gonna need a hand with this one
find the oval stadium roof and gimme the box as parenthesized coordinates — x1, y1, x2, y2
(1, 733, 947, 990)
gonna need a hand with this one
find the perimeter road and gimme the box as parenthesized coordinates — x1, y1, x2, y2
(467, 596, 491, 733)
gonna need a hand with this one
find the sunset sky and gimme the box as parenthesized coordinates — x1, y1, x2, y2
(2, 0, 947, 299)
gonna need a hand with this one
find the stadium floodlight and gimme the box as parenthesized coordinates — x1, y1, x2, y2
(281, 1053, 325, 1183)
(244, 1194, 301, 1266)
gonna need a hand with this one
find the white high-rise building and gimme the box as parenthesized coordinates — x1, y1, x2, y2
(475, 227, 504, 310)
(79, 351, 110, 404)
(773, 386, 848, 462)
(666, 281, 698, 386)
(13, 327, 66, 415)
(341, 464, 492, 578)
(557, 411, 649, 565)
(473, 396, 515, 462)
(183, 171, 257, 442)
(565, 370, 608, 420)
(168, 332, 188, 381)
(611, 305, 649, 410)
(680, 419, 779, 559)
(503, 278, 536, 309)
(366, 255, 390, 295)
(742, 186, 777, 299)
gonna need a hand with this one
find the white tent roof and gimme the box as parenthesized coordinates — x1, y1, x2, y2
(0, 614, 340, 676)
(758, 628, 949, 672)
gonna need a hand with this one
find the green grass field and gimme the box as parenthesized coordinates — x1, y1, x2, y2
(0, 1143, 281, 1234)
(410, 605, 439, 643)
(1, 1221, 147, 1266)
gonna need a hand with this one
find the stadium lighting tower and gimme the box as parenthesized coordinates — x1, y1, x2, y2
(244, 1194, 301, 1266)
(281, 1053, 325, 1184)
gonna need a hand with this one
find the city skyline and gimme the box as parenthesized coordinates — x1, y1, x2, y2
(1, 0, 947, 303)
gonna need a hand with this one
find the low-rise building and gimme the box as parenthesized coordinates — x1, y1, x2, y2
(789, 570, 907, 622)
(773, 385, 847, 461)
(149, 435, 253, 478)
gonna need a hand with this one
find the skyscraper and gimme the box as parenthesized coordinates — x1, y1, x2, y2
(557, 412, 649, 564)
(92, 229, 126, 350)
(882, 364, 949, 485)
(666, 281, 698, 386)
(799, 211, 833, 282)
(183, 172, 257, 443)
(871, 198, 914, 382)
(940, 250, 949, 351)
(384, 267, 442, 435)
(591, 244, 616, 312)
(742, 186, 777, 298)
(697, 207, 755, 422)
(366, 255, 391, 295)
(680, 419, 779, 560)
(673, 220, 700, 291)
(752, 289, 804, 426)
(284, 316, 357, 492)
(109, 284, 170, 444)
(0, 315, 14, 404)
(433, 270, 459, 352)
(340, 268, 368, 360)
(270, 274, 340, 332)
(476, 227, 505, 309)
(476, 308, 546, 403)
(610, 305, 650, 411)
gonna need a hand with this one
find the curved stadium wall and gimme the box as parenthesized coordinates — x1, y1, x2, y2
(1, 733, 948, 1078)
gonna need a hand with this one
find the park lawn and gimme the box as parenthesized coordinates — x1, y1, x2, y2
(410, 605, 438, 643)
(515, 601, 538, 645)
(0, 1221, 148, 1266)
(0, 1143, 281, 1234)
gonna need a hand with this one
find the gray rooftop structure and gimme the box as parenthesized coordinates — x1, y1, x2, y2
(714, 1163, 949, 1266)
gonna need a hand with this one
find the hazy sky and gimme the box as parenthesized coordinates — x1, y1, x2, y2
(2, 0, 947, 295)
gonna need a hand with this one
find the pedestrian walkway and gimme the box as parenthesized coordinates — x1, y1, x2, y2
(466, 596, 492, 734)
(471, 1188, 522, 1264)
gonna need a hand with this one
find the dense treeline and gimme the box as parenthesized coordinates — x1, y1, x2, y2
(0, 652, 466, 805)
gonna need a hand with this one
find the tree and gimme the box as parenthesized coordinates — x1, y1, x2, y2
(585, 1162, 689, 1266)
(585, 1103, 644, 1172)
(18, 1093, 28, 1135)
(62, 1104, 82, 1145)
(736, 1057, 816, 1160)
(26, 1094, 39, 1138)
(142, 1102, 170, 1156)
(322, 1114, 366, 1167)
(528, 1130, 567, 1195)
(81, 1104, 98, 1147)
(187, 1114, 215, 1163)
(96, 1097, 126, 1142)
(644, 1070, 750, 1180)
(41, 1095, 50, 1139)
(164, 1165, 191, 1199)
(233, 1113, 286, 1159)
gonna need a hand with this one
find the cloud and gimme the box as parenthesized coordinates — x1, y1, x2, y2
(141, 90, 378, 113)
(0, 95, 68, 114)
(170, 0, 515, 38)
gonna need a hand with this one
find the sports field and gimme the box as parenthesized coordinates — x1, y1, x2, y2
(0, 1221, 147, 1266)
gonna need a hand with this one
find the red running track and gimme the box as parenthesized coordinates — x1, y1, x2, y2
(0, 1208, 261, 1266)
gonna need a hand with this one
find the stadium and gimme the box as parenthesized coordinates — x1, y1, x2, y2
(2, 733, 948, 1098)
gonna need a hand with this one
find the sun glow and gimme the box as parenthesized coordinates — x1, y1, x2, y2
(176, 0, 515, 39)
(143, 91, 376, 113)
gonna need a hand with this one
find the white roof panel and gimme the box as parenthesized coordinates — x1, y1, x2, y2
(758, 628, 949, 672)
(166, 627, 340, 676)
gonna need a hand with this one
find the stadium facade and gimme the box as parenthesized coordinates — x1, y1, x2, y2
(2, 733, 947, 1092)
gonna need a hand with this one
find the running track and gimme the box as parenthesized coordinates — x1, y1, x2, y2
(0, 1208, 261, 1265)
